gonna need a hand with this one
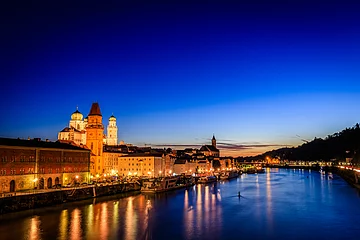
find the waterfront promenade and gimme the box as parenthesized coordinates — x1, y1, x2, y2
(0, 168, 359, 240)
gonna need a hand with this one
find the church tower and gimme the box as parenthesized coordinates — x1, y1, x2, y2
(212, 135, 216, 148)
(106, 115, 118, 145)
(86, 102, 104, 175)
(69, 107, 84, 131)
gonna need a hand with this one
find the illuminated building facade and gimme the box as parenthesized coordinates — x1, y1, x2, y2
(0, 137, 90, 193)
(58, 105, 118, 147)
(106, 115, 118, 146)
(86, 103, 104, 176)
(100, 152, 166, 178)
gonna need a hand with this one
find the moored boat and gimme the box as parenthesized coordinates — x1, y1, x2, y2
(198, 175, 217, 184)
(141, 176, 194, 193)
(220, 170, 239, 180)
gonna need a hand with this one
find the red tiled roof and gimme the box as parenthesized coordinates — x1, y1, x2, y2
(88, 102, 102, 116)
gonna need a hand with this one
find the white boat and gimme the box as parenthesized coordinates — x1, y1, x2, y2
(220, 170, 239, 180)
(198, 175, 217, 184)
(141, 176, 193, 193)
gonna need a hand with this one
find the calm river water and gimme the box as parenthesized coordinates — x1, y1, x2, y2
(1, 168, 360, 240)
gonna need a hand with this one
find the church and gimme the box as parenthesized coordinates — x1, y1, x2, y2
(58, 103, 118, 147)
(58, 103, 119, 174)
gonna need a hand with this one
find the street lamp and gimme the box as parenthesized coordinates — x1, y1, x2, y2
(33, 178, 38, 193)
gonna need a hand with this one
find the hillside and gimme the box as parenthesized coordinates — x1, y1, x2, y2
(238, 123, 360, 163)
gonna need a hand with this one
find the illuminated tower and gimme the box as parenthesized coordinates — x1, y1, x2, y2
(212, 135, 216, 148)
(106, 115, 118, 145)
(86, 102, 104, 175)
(69, 107, 86, 131)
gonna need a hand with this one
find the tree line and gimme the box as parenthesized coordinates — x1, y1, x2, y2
(236, 123, 360, 164)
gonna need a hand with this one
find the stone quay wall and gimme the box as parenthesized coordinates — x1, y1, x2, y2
(0, 183, 140, 215)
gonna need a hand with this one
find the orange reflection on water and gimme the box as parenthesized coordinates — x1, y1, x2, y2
(59, 210, 68, 240)
(125, 197, 137, 240)
(196, 185, 202, 233)
(266, 170, 273, 230)
(70, 208, 82, 240)
(113, 201, 119, 226)
(184, 188, 194, 239)
(85, 205, 94, 239)
(204, 185, 210, 231)
(99, 203, 109, 240)
(29, 216, 40, 240)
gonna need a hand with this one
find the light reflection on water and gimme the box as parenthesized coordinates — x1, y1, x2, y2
(0, 168, 360, 240)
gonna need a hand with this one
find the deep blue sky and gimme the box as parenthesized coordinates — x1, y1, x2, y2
(1, 1, 360, 156)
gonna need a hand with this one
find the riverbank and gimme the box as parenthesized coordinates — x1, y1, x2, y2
(0, 183, 140, 215)
(332, 168, 360, 190)
(265, 164, 323, 171)
(268, 165, 360, 190)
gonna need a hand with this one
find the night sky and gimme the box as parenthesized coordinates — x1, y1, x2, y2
(2, 1, 360, 156)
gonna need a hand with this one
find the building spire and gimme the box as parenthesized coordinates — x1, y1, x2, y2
(212, 134, 216, 148)
(88, 102, 102, 116)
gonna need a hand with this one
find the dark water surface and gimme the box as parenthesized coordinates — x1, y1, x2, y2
(1, 168, 360, 240)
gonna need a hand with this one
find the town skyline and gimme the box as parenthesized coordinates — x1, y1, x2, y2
(2, 1, 360, 157)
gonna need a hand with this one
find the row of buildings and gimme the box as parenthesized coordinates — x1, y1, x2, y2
(0, 138, 90, 193)
(0, 102, 234, 193)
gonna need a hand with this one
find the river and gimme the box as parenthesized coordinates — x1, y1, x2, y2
(1, 168, 360, 240)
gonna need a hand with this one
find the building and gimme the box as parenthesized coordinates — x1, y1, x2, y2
(86, 103, 104, 176)
(58, 127, 84, 146)
(58, 104, 119, 147)
(0, 137, 91, 193)
(199, 135, 220, 157)
(100, 153, 166, 179)
(103, 150, 127, 176)
(106, 115, 118, 145)
(58, 102, 121, 176)
(172, 157, 212, 175)
(58, 108, 87, 146)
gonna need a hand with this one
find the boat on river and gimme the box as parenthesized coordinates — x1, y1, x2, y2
(220, 170, 239, 180)
(198, 175, 217, 184)
(141, 176, 194, 193)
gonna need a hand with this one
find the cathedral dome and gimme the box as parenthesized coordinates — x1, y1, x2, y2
(109, 115, 116, 121)
(71, 109, 83, 121)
